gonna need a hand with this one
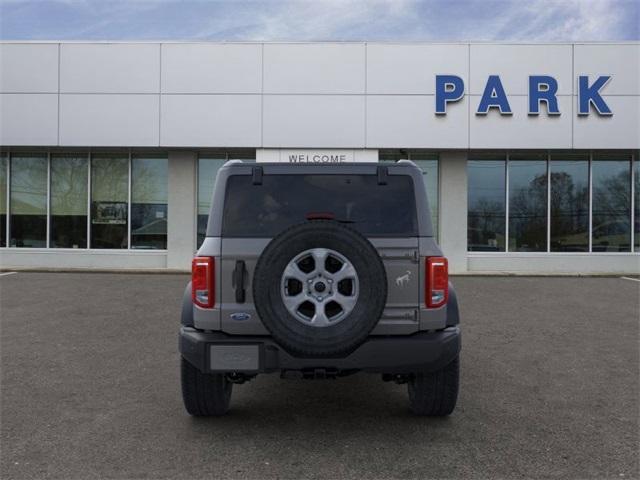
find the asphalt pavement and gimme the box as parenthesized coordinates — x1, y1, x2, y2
(1, 273, 638, 479)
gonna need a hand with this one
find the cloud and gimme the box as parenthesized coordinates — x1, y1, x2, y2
(0, 0, 637, 41)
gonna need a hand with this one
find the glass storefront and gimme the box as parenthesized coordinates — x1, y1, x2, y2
(10, 154, 47, 248)
(468, 151, 638, 254)
(91, 154, 129, 249)
(468, 156, 506, 251)
(549, 154, 589, 252)
(0, 154, 6, 247)
(508, 153, 548, 252)
(131, 155, 168, 249)
(50, 154, 88, 248)
(592, 153, 632, 252)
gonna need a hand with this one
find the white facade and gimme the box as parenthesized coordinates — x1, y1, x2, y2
(0, 42, 638, 273)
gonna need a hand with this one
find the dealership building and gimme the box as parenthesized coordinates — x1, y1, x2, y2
(0, 41, 638, 274)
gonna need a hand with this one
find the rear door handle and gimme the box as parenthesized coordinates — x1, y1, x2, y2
(232, 260, 247, 303)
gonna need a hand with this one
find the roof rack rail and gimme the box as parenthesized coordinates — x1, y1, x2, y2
(397, 159, 417, 167)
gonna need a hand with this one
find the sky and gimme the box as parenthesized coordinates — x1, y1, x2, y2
(0, 0, 638, 42)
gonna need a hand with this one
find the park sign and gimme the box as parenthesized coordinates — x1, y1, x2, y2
(435, 75, 613, 116)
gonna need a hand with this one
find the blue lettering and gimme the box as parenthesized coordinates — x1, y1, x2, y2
(476, 75, 512, 115)
(435, 75, 465, 115)
(578, 75, 612, 116)
(529, 75, 560, 115)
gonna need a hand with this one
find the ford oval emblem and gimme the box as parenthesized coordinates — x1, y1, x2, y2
(230, 312, 251, 321)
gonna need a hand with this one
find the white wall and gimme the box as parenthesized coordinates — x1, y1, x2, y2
(1, 41, 638, 149)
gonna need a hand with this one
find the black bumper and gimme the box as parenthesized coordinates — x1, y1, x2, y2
(180, 326, 461, 375)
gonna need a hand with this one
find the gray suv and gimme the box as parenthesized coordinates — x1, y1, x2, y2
(180, 161, 461, 416)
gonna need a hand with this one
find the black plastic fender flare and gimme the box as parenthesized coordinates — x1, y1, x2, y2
(446, 282, 460, 327)
(181, 281, 194, 327)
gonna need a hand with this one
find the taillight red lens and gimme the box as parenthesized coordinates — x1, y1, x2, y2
(192, 257, 215, 308)
(426, 256, 448, 308)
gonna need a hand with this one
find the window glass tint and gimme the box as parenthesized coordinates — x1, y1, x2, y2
(10, 154, 47, 247)
(468, 159, 506, 251)
(131, 156, 168, 249)
(592, 156, 631, 252)
(198, 157, 226, 247)
(550, 155, 589, 252)
(91, 155, 128, 249)
(412, 155, 438, 239)
(222, 174, 417, 237)
(0, 155, 6, 247)
(635, 157, 639, 251)
(50, 155, 88, 248)
(508, 156, 547, 252)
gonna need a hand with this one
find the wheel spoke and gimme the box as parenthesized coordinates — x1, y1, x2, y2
(332, 262, 357, 282)
(310, 248, 329, 273)
(281, 291, 307, 312)
(283, 263, 307, 283)
(310, 305, 331, 327)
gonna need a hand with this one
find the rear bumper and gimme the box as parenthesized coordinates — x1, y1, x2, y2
(179, 326, 461, 375)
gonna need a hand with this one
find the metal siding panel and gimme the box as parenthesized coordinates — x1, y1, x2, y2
(573, 96, 640, 149)
(263, 95, 365, 148)
(470, 44, 573, 95)
(161, 94, 261, 147)
(367, 43, 468, 94)
(59, 94, 159, 146)
(469, 95, 573, 149)
(0, 93, 58, 145)
(161, 43, 262, 93)
(263, 43, 365, 94)
(0, 44, 59, 93)
(574, 44, 640, 95)
(366, 95, 469, 148)
(60, 43, 160, 93)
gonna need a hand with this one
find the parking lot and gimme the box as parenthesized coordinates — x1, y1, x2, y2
(0, 272, 638, 479)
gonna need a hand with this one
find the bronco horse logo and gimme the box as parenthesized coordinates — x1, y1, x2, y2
(395, 270, 411, 287)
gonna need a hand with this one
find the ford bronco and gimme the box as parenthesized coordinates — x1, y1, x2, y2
(180, 160, 461, 416)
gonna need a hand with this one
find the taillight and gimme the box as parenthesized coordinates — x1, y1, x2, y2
(192, 257, 215, 308)
(426, 256, 448, 308)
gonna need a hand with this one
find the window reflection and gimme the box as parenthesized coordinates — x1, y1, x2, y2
(508, 155, 547, 252)
(10, 154, 47, 247)
(197, 156, 226, 247)
(411, 153, 439, 239)
(635, 158, 639, 251)
(468, 158, 506, 251)
(592, 155, 631, 252)
(91, 155, 128, 249)
(131, 156, 168, 249)
(50, 155, 88, 248)
(0, 155, 6, 247)
(550, 155, 589, 252)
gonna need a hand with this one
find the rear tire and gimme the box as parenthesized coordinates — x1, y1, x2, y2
(408, 356, 459, 416)
(181, 358, 232, 416)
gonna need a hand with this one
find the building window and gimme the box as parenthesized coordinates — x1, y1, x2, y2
(468, 156, 506, 251)
(131, 155, 168, 249)
(197, 150, 256, 248)
(592, 153, 632, 252)
(508, 153, 548, 252)
(468, 151, 638, 254)
(0, 154, 7, 247)
(50, 154, 88, 248)
(550, 154, 589, 252)
(10, 154, 47, 248)
(635, 157, 639, 251)
(91, 154, 128, 249)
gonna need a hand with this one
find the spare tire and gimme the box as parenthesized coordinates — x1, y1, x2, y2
(253, 221, 387, 357)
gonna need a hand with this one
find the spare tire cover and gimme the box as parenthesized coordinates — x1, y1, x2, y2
(253, 220, 387, 357)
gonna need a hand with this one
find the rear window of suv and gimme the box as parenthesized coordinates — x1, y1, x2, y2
(221, 174, 417, 237)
